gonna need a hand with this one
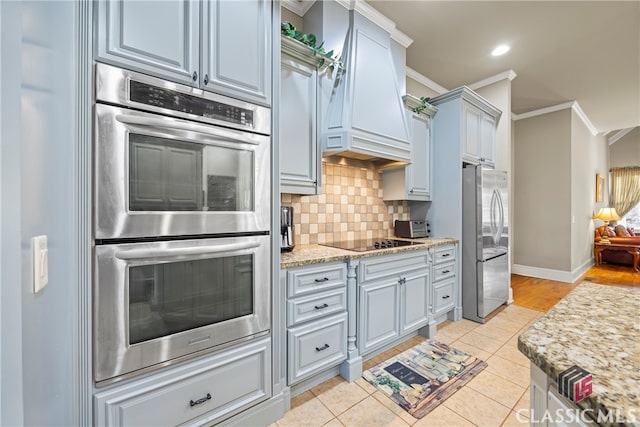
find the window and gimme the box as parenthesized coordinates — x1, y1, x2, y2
(621, 202, 640, 232)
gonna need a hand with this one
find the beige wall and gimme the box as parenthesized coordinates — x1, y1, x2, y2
(514, 110, 572, 271)
(281, 6, 304, 29)
(609, 127, 640, 167)
(406, 77, 442, 100)
(571, 111, 609, 271)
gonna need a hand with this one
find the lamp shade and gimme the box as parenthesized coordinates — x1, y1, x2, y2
(594, 207, 620, 222)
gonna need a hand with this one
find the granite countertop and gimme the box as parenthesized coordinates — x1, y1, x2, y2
(518, 282, 640, 425)
(280, 237, 457, 269)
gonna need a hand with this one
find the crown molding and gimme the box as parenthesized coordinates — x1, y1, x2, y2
(336, 0, 413, 47)
(608, 127, 634, 145)
(402, 94, 438, 118)
(467, 70, 517, 91)
(512, 101, 598, 136)
(430, 86, 502, 119)
(281, 0, 316, 17)
(406, 67, 448, 95)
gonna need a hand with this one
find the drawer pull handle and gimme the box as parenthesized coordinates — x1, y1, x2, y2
(189, 393, 211, 407)
(442, 295, 451, 299)
(314, 277, 330, 283)
(441, 253, 451, 257)
(315, 344, 330, 352)
(314, 303, 329, 310)
(441, 270, 450, 274)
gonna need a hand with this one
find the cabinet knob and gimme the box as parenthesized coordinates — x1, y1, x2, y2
(204, 74, 209, 85)
(192, 71, 198, 82)
(409, 188, 414, 193)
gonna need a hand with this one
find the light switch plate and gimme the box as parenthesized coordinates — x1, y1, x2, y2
(32, 235, 48, 293)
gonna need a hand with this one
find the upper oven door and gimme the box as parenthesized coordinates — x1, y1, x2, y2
(94, 103, 270, 239)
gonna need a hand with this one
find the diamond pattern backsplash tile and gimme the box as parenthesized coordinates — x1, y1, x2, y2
(281, 162, 410, 245)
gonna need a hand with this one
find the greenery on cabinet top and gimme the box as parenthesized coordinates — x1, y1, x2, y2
(281, 22, 344, 73)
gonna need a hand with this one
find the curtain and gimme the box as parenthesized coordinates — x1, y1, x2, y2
(610, 167, 640, 217)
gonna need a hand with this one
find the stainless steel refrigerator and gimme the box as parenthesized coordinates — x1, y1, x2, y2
(462, 165, 509, 323)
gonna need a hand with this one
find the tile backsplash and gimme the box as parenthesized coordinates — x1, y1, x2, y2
(281, 161, 409, 245)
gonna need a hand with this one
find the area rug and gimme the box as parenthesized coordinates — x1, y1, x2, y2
(362, 339, 487, 419)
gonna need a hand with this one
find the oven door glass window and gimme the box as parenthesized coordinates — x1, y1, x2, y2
(128, 254, 254, 345)
(129, 133, 254, 212)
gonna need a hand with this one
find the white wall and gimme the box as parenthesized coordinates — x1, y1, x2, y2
(1, 2, 24, 424)
(609, 127, 640, 167)
(1, 1, 79, 424)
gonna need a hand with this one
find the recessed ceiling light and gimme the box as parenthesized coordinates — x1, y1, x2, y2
(491, 44, 510, 57)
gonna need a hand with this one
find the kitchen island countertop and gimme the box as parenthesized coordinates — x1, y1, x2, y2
(518, 282, 640, 426)
(280, 237, 457, 269)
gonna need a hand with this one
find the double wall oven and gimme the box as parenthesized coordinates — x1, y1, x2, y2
(93, 64, 271, 385)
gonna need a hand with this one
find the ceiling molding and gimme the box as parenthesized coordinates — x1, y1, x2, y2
(281, 0, 316, 17)
(336, 0, 413, 47)
(467, 70, 517, 91)
(608, 127, 634, 145)
(512, 101, 598, 136)
(406, 67, 448, 95)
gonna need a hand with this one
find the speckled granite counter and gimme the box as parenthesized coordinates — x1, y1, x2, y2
(518, 282, 640, 425)
(280, 237, 457, 269)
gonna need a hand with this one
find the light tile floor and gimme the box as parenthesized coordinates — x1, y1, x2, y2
(271, 304, 543, 427)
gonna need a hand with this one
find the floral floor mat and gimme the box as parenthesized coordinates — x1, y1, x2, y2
(363, 339, 487, 419)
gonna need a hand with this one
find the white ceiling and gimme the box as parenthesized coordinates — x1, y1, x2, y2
(360, 1, 640, 134)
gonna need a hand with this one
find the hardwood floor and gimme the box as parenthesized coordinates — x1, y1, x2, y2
(512, 263, 639, 312)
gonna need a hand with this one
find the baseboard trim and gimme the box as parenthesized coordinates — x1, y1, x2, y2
(512, 259, 594, 283)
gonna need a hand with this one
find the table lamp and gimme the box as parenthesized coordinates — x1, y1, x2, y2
(594, 207, 620, 243)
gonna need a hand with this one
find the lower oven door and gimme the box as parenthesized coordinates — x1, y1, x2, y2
(94, 235, 270, 385)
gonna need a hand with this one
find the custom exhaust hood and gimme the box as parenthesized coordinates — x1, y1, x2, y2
(322, 5, 412, 168)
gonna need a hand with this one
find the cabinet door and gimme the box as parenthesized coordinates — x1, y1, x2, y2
(280, 54, 319, 194)
(358, 280, 400, 355)
(201, 0, 271, 106)
(95, 0, 199, 86)
(408, 113, 431, 200)
(480, 114, 496, 167)
(462, 104, 482, 164)
(400, 269, 430, 333)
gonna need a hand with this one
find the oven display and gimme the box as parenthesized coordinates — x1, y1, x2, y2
(129, 80, 254, 127)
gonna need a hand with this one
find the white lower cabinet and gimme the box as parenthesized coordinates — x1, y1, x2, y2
(357, 251, 430, 356)
(284, 262, 348, 385)
(430, 244, 457, 321)
(94, 337, 271, 426)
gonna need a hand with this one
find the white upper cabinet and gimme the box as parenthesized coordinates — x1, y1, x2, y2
(201, 0, 271, 106)
(463, 102, 496, 167)
(96, 0, 272, 106)
(279, 38, 323, 195)
(382, 95, 437, 201)
(95, 0, 200, 86)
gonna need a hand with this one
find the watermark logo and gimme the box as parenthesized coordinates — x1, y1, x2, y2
(558, 365, 592, 403)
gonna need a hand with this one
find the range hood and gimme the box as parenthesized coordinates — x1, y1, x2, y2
(322, 7, 411, 168)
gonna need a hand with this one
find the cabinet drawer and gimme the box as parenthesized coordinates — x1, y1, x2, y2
(94, 338, 271, 427)
(287, 263, 347, 298)
(433, 279, 455, 316)
(433, 262, 455, 282)
(358, 250, 429, 284)
(433, 245, 455, 265)
(287, 313, 347, 384)
(287, 288, 347, 327)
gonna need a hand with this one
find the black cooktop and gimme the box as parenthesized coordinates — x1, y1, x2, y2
(320, 239, 424, 252)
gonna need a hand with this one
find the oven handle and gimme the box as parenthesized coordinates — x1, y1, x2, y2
(115, 114, 261, 145)
(115, 241, 261, 260)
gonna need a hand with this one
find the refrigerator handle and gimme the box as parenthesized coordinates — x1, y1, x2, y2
(490, 188, 505, 245)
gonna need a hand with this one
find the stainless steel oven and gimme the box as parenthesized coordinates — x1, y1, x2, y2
(94, 235, 270, 385)
(92, 64, 272, 385)
(94, 63, 270, 240)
